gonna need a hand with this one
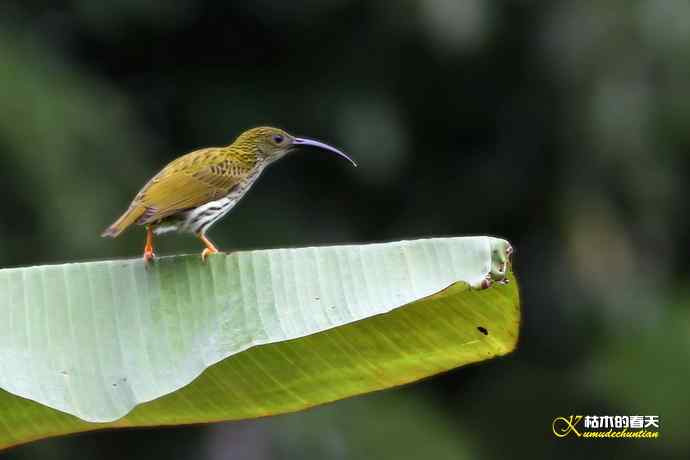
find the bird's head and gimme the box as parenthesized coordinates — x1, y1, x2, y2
(231, 127, 357, 167)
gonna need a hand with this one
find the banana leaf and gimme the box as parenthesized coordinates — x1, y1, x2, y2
(0, 236, 519, 449)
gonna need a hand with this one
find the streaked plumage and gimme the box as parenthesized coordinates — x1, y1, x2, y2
(102, 126, 356, 263)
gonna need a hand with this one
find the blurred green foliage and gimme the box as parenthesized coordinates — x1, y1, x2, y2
(0, 0, 688, 459)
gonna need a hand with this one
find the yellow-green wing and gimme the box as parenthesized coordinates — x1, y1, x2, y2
(135, 148, 252, 224)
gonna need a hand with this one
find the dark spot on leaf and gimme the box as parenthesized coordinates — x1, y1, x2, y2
(477, 326, 488, 335)
(315, 297, 320, 301)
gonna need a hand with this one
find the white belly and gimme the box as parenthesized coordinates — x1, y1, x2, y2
(153, 165, 265, 236)
(180, 196, 236, 234)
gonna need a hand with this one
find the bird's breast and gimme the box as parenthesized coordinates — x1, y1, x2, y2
(225, 164, 265, 201)
(178, 164, 266, 235)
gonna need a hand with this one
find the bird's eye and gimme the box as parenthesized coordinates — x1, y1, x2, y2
(273, 134, 284, 144)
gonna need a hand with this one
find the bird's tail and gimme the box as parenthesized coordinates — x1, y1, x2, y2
(101, 205, 146, 238)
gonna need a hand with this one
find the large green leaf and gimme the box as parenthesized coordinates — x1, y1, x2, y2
(0, 236, 519, 449)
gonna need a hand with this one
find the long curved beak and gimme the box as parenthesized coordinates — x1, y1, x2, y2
(293, 137, 358, 167)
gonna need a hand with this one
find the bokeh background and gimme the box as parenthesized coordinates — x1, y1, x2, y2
(1, 0, 689, 458)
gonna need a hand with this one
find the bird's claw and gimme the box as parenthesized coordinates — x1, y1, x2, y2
(143, 250, 156, 268)
(201, 248, 218, 263)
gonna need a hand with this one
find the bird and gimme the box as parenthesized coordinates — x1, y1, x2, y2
(102, 126, 357, 263)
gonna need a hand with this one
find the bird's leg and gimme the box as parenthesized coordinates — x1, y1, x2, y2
(198, 233, 219, 262)
(143, 225, 156, 264)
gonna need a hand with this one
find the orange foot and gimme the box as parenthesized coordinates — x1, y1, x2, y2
(198, 233, 220, 263)
(143, 225, 156, 267)
(201, 246, 219, 262)
(143, 249, 156, 265)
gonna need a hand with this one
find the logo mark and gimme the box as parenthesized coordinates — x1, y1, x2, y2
(552, 415, 582, 438)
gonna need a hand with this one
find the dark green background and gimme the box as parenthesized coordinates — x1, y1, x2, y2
(1, 1, 688, 458)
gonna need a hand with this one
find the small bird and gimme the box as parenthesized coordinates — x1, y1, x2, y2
(102, 127, 356, 263)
